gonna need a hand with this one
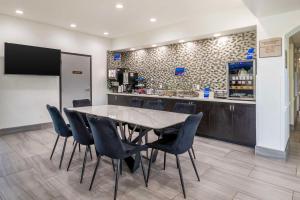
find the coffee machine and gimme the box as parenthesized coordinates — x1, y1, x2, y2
(108, 68, 138, 93)
(126, 72, 138, 92)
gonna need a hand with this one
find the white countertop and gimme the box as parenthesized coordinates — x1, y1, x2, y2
(69, 105, 189, 129)
(107, 92, 256, 105)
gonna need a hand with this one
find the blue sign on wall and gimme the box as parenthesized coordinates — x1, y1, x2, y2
(175, 67, 185, 76)
(114, 52, 121, 61)
(246, 48, 255, 60)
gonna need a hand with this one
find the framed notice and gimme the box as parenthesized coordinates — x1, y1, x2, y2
(259, 37, 282, 58)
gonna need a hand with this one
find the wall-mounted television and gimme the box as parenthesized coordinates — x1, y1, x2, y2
(4, 43, 61, 76)
(175, 67, 185, 76)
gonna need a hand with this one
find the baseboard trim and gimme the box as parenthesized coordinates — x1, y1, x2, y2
(255, 141, 289, 160)
(0, 123, 53, 135)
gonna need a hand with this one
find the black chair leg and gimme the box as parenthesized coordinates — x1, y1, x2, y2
(120, 159, 123, 175)
(89, 155, 101, 191)
(50, 135, 59, 160)
(139, 152, 147, 187)
(88, 145, 93, 160)
(114, 159, 120, 200)
(80, 146, 88, 183)
(163, 152, 167, 170)
(67, 142, 78, 171)
(191, 146, 196, 159)
(146, 148, 154, 186)
(145, 133, 149, 158)
(176, 155, 186, 199)
(188, 149, 200, 181)
(111, 159, 115, 172)
(59, 137, 67, 169)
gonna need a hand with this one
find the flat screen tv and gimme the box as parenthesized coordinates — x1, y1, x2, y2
(4, 43, 61, 76)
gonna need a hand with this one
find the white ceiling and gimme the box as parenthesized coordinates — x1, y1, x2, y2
(0, 0, 299, 39)
(0, 0, 250, 38)
(242, 0, 300, 17)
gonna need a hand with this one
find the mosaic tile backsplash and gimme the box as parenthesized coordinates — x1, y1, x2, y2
(107, 31, 256, 90)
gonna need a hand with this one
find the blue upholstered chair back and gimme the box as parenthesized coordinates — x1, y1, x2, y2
(64, 108, 91, 145)
(172, 112, 203, 154)
(129, 98, 143, 108)
(173, 103, 196, 114)
(143, 100, 165, 110)
(46, 105, 71, 137)
(87, 115, 127, 159)
(73, 99, 92, 107)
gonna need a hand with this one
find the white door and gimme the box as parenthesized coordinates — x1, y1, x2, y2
(61, 53, 91, 111)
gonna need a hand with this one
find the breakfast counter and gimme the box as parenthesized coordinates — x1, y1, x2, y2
(107, 92, 256, 105)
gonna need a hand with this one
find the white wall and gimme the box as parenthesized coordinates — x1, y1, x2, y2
(111, 8, 257, 50)
(256, 10, 300, 152)
(0, 14, 110, 129)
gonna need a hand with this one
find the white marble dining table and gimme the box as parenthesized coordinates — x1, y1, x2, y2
(69, 105, 190, 172)
(69, 104, 189, 130)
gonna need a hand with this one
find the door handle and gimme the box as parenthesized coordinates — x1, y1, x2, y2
(232, 105, 235, 112)
(229, 105, 232, 111)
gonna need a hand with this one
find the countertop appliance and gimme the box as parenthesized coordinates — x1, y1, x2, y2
(227, 60, 256, 100)
(108, 68, 138, 93)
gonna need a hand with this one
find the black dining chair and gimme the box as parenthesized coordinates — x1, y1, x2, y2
(87, 115, 147, 200)
(72, 99, 92, 107)
(129, 98, 143, 108)
(64, 108, 94, 183)
(73, 99, 92, 128)
(127, 98, 144, 141)
(46, 105, 73, 169)
(130, 99, 165, 157)
(156, 102, 198, 168)
(146, 112, 203, 199)
(143, 99, 165, 110)
(155, 103, 197, 136)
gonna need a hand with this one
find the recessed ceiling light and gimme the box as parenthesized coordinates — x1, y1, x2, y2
(213, 33, 221, 37)
(151, 44, 157, 47)
(104, 32, 109, 35)
(115, 3, 124, 9)
(179, 40, 185, 43)
(70, 23, 77, 28)
(150, 18, 157, 22)
(15, 10, 23, 15)
(130, 48, 135, 51)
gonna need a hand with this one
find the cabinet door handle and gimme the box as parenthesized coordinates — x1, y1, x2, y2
(233, 105, 235, 111)
(229, 105, 232, 111)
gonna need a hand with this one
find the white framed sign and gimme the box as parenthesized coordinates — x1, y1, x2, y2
(259, 37, 282, 58)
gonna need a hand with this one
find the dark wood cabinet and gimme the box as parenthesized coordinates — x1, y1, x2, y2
(195, 101, 212, 136)
(107, 94, 256, 147)
(210, 103, 234, 141)
(232, 103, 256, 146)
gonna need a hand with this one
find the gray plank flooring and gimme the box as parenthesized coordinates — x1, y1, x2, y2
(0, 123, 300, 200)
